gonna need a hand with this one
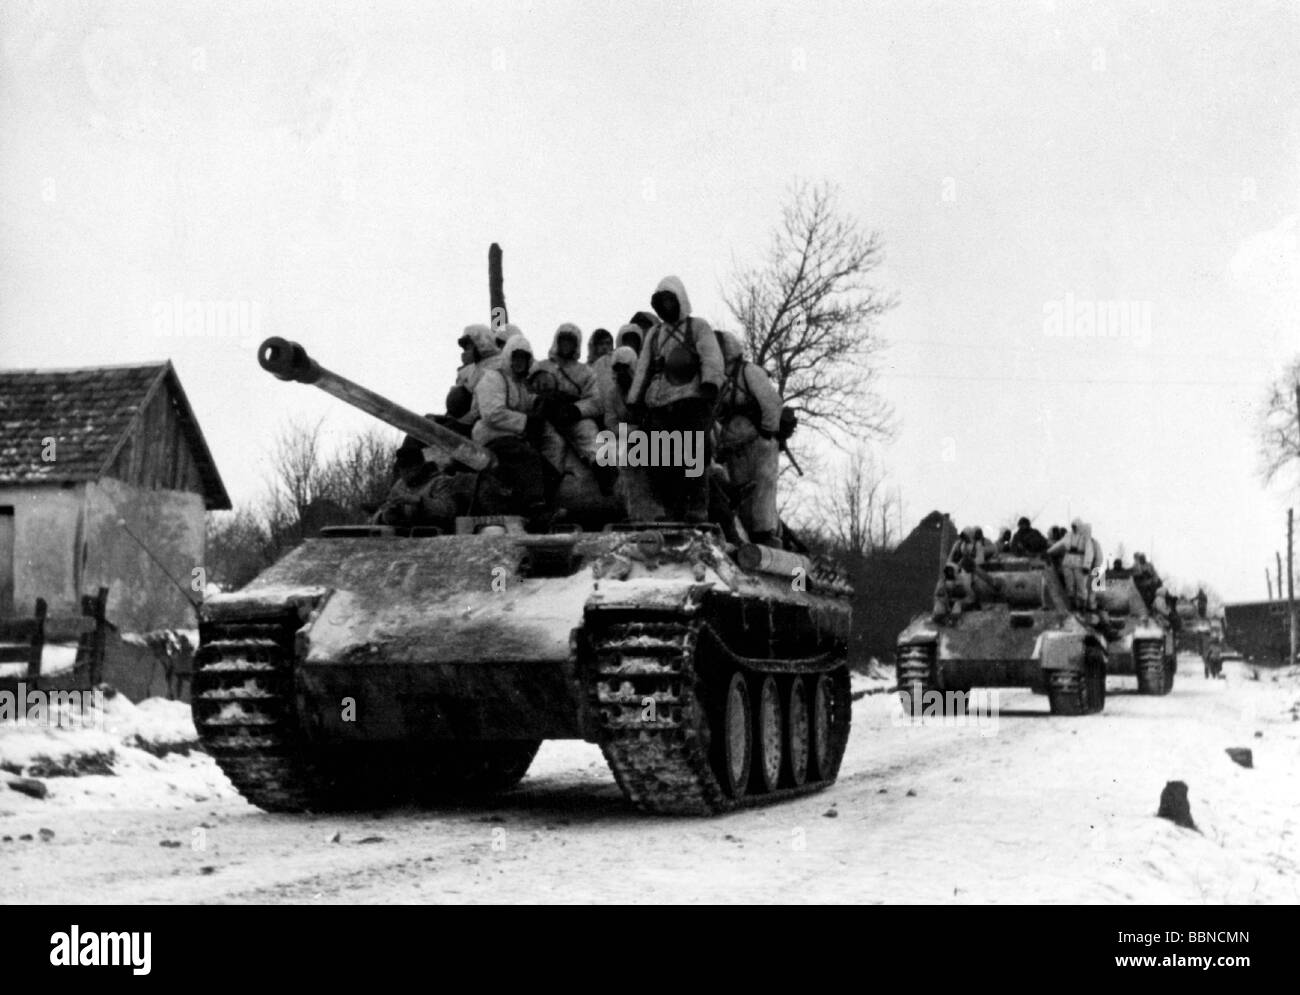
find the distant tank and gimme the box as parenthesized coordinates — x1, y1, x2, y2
(895, 555, 1107, 715)
(1097, 569, 1176, 694)
(192, 339, 853, 814)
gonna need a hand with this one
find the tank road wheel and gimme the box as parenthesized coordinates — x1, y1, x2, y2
(713, 672, 752, 799)
(784, 677, 811, 787)
(809, 672, 851, 781)
(1135, 640, 1171, 695)
(586, 616, 852, 814)
(752, 676, 784, 794)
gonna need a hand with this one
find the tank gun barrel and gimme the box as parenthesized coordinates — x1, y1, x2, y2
(257, 337, 495, 473)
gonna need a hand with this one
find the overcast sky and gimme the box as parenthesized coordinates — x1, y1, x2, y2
(2, 0, 1298, 601)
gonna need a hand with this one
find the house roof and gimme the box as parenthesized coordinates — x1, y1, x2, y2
(0, 361, 230, 509)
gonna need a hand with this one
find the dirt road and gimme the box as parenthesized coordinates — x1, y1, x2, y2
(2, 655, 1297, 903)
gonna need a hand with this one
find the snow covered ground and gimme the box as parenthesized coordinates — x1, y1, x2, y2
(1, 654, 1296, 904)
(0, 644, 79, 680)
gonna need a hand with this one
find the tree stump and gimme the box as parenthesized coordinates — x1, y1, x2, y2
(1156, 780, 1198, 831)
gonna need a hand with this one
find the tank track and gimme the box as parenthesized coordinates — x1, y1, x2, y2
(1134, 639, 1171, 695)
(896, 643, 936, 715)
(194, 608, 542, 812)
(192, 607, 332, 812)
(1047, 647, 1105, 715)
(584, 612, 851, 815)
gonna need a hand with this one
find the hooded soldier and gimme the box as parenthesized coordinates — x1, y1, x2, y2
(597, 345, 662, 521)
(535, 323, 607, 484)
(626, 275, 725, 523)
(1131, 552, 1162, 608)
(1010, 516, 1049, 556)
(471, 334, 552, 526)
(599, 345, 639, 428)
(591, 323, 645, 427)
(714, 330, 783, 545)
(454, 324, 502, 392)
(948, 527, 990, 568)
(494, 321, 524, 352)
(1046, 518, 1098, 610)
(586, 328, 614, 365)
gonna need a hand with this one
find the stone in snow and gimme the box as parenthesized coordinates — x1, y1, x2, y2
(5, 777, 48, 800)
(1156, 780, 1198, 831)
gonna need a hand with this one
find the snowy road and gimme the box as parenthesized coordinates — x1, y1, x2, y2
(2, 655, 1297, 904)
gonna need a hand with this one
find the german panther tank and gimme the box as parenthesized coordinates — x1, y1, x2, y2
(1097, 568, 1176, 694)
(895, 554, 1107, 716)
(192, 339, 853, 814)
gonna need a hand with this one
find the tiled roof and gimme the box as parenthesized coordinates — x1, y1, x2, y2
(0, 362, 230, 508)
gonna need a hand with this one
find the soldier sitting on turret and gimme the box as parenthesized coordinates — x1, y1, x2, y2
(591, 324, 644, 428)
(1131, 552, 1162, 608)
(535, 323, 614, 495)
(934, 562, 975, 621)
(586, 328, 614, 365)
(472, 333, 558, 530)
(1010, 517, 1049, 556)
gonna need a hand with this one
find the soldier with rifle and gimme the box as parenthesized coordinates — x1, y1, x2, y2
(713, 330, 785, 547)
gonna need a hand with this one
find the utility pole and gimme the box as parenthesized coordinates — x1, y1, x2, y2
(1289, 509, 1296, 663)
(1267, 569, 1274, 600)
(1277, 552, 1284, 601)
(488, 243, 508, 333)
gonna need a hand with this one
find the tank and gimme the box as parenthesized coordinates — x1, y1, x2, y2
(192, 340, 853, 815)
(895, 554, 1107, 716)
(1097, 569, 1176, 694)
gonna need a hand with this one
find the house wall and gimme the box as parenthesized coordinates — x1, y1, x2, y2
(0, 479, 204, 631)
(0, 483, 83, 619)
(83, 478, 205, 632)
(103, 378, 207, 495)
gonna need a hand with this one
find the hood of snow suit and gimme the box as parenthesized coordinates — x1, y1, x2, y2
(461, 324, 499, 359)
(615, 323, 643, 350)
(500, 334, 535, 377)
(717, 330, 745, 364)
(549, 322, 583, 362)
(496, 322, 524, 347)
(652, 275, 692, 319)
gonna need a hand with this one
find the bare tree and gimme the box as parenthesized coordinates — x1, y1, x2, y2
(207, 423, 400, 589)
(723, 181, 897, 443)
(1260, 358, 1300, 488)
(813, 447, 900, 563)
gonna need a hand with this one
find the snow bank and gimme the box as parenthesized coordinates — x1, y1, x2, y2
(851, 662, 896, 699)
(0, 690, 199, 779)
(0, 689, 237, 812)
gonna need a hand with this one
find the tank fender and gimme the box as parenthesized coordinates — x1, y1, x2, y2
(1039, 630, 1087, 670)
